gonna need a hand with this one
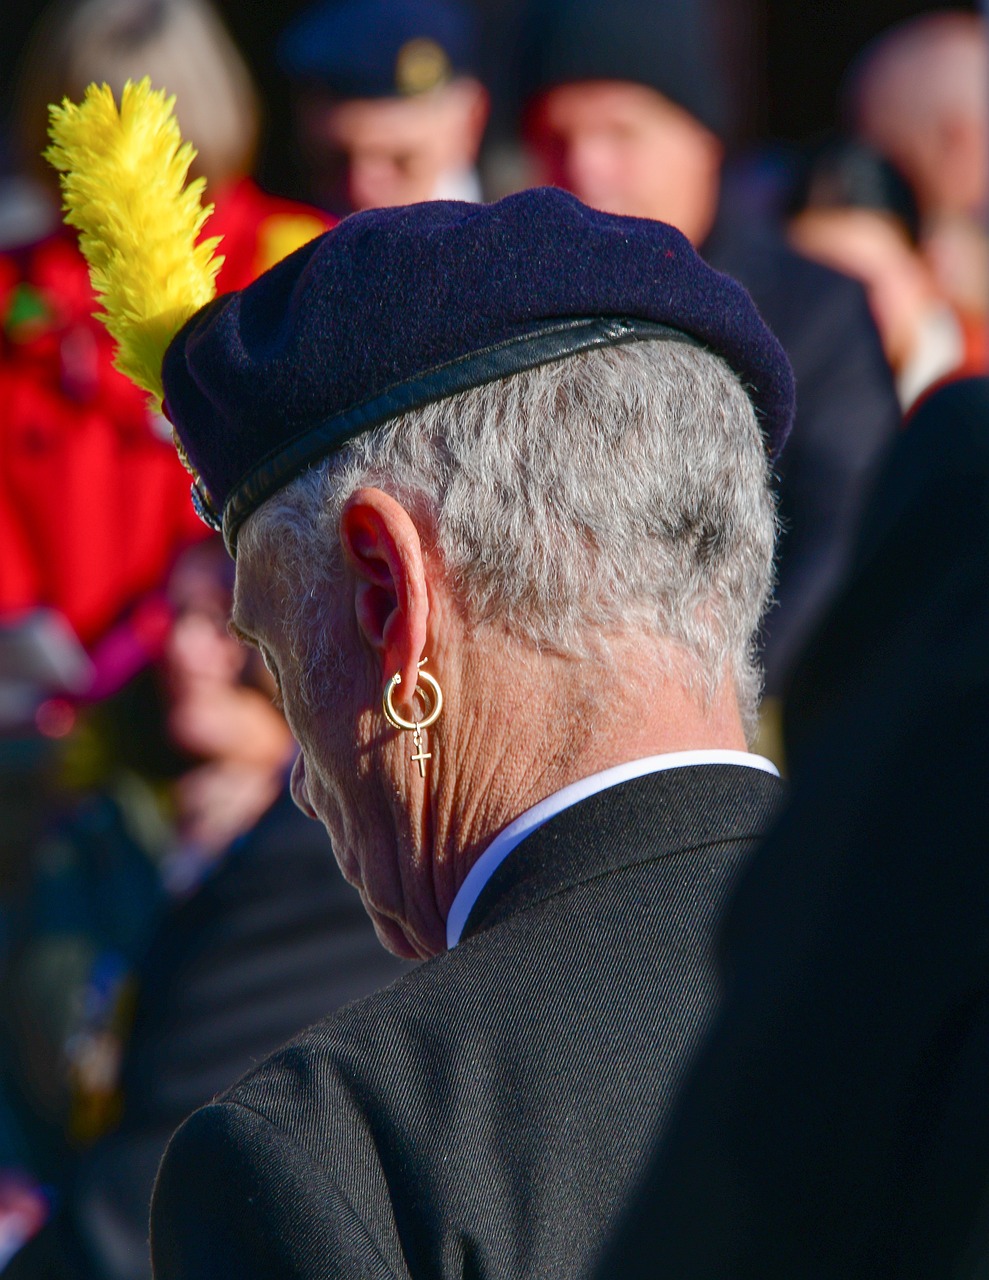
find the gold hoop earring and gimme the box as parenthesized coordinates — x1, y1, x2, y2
(382, 659, 444, 777)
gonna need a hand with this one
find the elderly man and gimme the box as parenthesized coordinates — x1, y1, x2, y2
(277, 0, 489, 215)
(522, 0, 901, 699)
(146, 188, 792, 1278)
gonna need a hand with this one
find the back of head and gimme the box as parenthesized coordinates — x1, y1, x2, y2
(239, 339, 777, 739)
(16, 0, 259, 188)
(159, 190, 794, 738)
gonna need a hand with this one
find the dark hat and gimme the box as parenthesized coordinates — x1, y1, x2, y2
(521, 0, 728, 139)
(162, 187, 795, 551)
(791, 136, 921, 245)
(277, 0, 478, 100)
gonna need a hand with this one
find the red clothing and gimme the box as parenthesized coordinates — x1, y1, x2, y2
(208, 178, 333, 291)
(958, 310, 989, 379)
(0, 181, 333, 651)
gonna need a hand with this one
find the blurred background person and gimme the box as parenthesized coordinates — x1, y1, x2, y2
(789, 136, 985, 409)
(1, 0, 332, 676)
(845, 11, 988, 343)
(1, 538, 409, 1280)
(0, 612, 95, 1270)
(154, 538, 299, 893)
(520, 0, 902, 716)
(15, 0, 333, 290)
(277, 0, 490, 214)
(0, 5, 379, 1273)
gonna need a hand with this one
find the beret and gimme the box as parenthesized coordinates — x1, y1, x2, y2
(277, 0, 477, 100)
(162, 187, 795, 552)
(521, 0, 728, 140)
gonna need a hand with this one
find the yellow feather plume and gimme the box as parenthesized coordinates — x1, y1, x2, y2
(45, 77, 223, 407)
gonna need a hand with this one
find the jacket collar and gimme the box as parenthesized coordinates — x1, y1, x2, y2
(460, 764, 785, 944)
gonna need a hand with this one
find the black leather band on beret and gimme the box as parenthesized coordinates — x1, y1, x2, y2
(221, 315, 697, 551)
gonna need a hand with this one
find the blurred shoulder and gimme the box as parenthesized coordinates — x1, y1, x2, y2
(706, 211, 873, 321)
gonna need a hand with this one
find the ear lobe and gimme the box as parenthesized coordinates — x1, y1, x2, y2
(339, 488, 428, 708)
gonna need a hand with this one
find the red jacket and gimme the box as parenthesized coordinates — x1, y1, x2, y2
(0, 180, 333, 650)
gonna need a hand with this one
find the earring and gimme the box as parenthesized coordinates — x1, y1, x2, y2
(382, 658, 444, 778)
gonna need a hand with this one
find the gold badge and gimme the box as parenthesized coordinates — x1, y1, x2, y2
(394, 37, 451, 95)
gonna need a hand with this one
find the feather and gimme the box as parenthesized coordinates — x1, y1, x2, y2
(45, 77, 223, 408)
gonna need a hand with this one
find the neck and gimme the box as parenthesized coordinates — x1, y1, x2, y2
(419, 631, 746, 929)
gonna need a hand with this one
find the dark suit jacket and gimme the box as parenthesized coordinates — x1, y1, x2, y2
(6, 788, 408, 1280)
(149, 764, 784, 1279)
(704, 212, 901, 695)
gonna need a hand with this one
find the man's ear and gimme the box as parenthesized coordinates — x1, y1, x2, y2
(338, 488, 428, 710)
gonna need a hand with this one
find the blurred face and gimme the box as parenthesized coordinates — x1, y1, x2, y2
(295, 79, 488, 214)
(230, 545, 427, 958)
(165, 557, 244, 699)
(165, 547, 293, 768)
(527, 80, 723, 243)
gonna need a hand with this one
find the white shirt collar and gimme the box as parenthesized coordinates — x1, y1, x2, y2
(431, 168, 483, 203)
(445, 749, 780, 949)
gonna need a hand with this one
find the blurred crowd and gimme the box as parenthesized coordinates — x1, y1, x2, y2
(0, 0, 985, 1276)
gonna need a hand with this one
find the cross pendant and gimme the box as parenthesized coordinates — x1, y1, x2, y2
(410, 723, 431, 777)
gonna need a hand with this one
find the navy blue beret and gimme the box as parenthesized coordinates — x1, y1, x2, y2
(521, 0, 728, 140)
(162, 187, 795, 551)
(278, 0, 477, 99)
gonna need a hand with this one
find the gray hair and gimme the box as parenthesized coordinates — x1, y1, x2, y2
(239, 340, 777, 738)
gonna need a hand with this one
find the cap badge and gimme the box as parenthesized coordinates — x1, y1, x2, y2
(395, 37, 451, 95)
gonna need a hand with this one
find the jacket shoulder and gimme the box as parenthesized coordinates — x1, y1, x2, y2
(152, 1097, 406, 1280)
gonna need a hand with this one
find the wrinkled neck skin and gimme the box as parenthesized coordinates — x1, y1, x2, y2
(397, 620, 747, 958)
(233, 531, 746, 962)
